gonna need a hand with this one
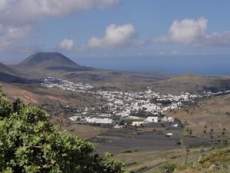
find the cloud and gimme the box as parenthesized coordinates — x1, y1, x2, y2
(168, 17, 207, 44)
(0, 0, 119, 50)
(202, 32, 230, 47)
(0, 0, 7, 10)
(88, 24, 136, 48)
(0, 0, 119, 25)
(0, 24, 31, 49)
(58, 39, 75, 50)
(158, 17, 230, 47)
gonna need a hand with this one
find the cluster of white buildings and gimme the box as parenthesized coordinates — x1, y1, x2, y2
(93, 89, 200, 117)
(69, 115, 113, 125)
(41, 77, 93, 92)
(41, 77, 230, 128)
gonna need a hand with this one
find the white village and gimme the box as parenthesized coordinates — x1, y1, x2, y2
(41, 77, 230, 131)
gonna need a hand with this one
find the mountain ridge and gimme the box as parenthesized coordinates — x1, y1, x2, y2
(19, 52, 78, 67)
(17, 52, 93, 73)
(0, 63, 16, 75)
(0, 62, 39, 83)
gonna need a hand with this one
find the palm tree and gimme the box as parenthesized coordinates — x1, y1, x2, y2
(203, 125, 208, 136)
(209, 128, 215, 147)
(221, 128, 228, 146)
(185, 147, 190, 165)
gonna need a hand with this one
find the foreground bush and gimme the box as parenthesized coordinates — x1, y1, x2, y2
(0, 90, 126, 173)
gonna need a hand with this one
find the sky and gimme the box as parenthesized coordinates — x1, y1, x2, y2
(0, 0, 230, 74)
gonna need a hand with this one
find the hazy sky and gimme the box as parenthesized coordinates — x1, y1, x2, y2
(0, 0, 230, 68)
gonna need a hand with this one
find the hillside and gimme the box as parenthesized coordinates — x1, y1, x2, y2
(0, 63, 33, 83)
(168, 93, 230, 136)
(151, 75, 230, 94)
(0, 63, 16, 74)
(116, 147, 230, 173)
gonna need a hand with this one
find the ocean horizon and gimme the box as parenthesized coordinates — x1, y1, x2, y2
(77, 54, 230, 76)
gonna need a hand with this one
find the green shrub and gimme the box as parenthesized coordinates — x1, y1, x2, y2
(0, 90, 126, 173)
(160, 163, 176, 173)
(0, 91, 12, 118)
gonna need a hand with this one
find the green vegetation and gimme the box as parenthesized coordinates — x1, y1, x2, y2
(116, 146, 230, 173)
(0, 89, 126, 173)
(170, 147, 230, 173)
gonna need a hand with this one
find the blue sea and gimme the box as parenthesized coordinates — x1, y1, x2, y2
(77, 55, 230, 76)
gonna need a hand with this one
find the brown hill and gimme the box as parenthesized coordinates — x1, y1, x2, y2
(151, 75, 230, 94)
(16, 52, 93, 78)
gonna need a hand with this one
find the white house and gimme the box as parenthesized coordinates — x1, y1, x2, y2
(131, 121, 144, 127)
(144, 116, 159, 123)
(69, 116, 81, 121)
(85, 117, 113, 125)
(165, 132, 173, 137)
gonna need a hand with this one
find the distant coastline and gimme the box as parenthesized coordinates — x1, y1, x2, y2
(77, 54, 230, 76)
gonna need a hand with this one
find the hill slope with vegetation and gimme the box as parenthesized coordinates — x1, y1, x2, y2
(0, 88, 126, 173)
(116, 147, 230, 173)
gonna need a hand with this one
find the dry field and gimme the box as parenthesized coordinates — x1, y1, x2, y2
(116, 147, 230, 173)
(168, 94, 230, 136)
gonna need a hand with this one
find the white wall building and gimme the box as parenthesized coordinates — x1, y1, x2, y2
(144, 116, 159, 123)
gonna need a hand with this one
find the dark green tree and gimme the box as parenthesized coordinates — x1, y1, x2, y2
(0, 91, 12, 118)
(0, 90, 126, 173)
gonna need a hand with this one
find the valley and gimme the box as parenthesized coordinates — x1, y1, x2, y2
(1, 2, 230, 173)
(0, 52, 229, 172)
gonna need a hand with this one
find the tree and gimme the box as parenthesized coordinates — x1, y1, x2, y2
(0, 91, 12, 118)
(0, 90, 126, 173)
(209, 128, 215, 147)
(221, 128, 228, 146)
(203, 125, 207, 136)
(12, 98, 24, 113)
